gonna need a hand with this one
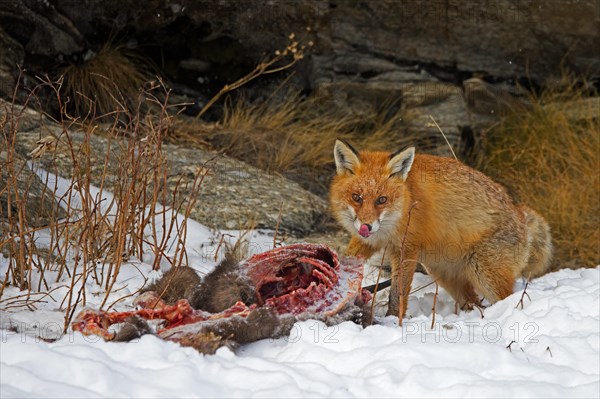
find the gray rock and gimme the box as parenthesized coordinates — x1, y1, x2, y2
(179, 59, 212, 73)
(0, 27, 24, 99)
(320, 0, 599, 82)
(0, 150, 67, 228)
(0, 1, 84, 57)
(332, 54, 402, 75)
(463, 78, 533, 117)
(163, 145, 327, 235)
(315, 79, 498, 158)
(1, 100, 67, 228)
(402, 83, 470, 158)
(0, 99, 48, 133)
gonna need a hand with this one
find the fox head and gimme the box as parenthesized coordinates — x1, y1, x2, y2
(330, 140, 415, 245)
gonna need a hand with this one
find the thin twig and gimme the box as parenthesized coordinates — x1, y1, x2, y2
(106, 274, 148, 311)
(0, 285, 65, 311)
(428, 115, 457, 160)
(430, 282, 439, 330)
(214, 233, 235, 262)
(369, 243, 390, 326)
(474, 303, 485, 318)
(516, 275, 531, 309)
(195, 35, 309, 120)
(506, 340, 516, 352)
(397, 201, 418, 326)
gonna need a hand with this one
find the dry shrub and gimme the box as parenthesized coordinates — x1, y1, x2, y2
(60, 42, 153, 118)
(1, 77, 205, 330)
(169, 92, 412, 194)
(481, 78, 599, 268)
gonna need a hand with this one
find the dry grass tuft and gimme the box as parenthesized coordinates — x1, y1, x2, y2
(60, 42, 153, 119)
(481, 77, 599, 268)
(169, 92, 412, 194)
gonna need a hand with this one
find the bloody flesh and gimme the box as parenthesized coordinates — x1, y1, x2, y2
(72, 244, 370, 344)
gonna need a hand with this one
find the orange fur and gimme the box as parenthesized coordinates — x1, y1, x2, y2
(330, 140, 553, 319)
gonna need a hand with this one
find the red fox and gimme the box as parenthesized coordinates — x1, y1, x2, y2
(330, 140, 553, 319)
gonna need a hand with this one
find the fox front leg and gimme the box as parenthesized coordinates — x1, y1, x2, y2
(387, 251, 417, 322)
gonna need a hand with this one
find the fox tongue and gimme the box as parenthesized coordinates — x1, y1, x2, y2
(358, 224, 371, 238)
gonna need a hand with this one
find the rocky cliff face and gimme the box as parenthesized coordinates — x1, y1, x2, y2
(1, 0, 598, 100)
(2, 1, 594, 161)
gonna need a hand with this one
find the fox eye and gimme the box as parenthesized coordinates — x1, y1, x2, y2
(351, 193, 363, 204)
(376, 196, 387, 205)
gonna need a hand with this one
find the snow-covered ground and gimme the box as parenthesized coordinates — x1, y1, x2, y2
(1, 171, 599, 398)
(2, 252, 599, 397)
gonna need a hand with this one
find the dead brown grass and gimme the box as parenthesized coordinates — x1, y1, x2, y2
(169, 91, 412, 194)
(60, 42, 153, 119)
(481, 77, 599, 268)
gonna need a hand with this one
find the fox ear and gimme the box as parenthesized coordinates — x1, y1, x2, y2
(334, 139, 360, 175)
(388, 147, 415, 180)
